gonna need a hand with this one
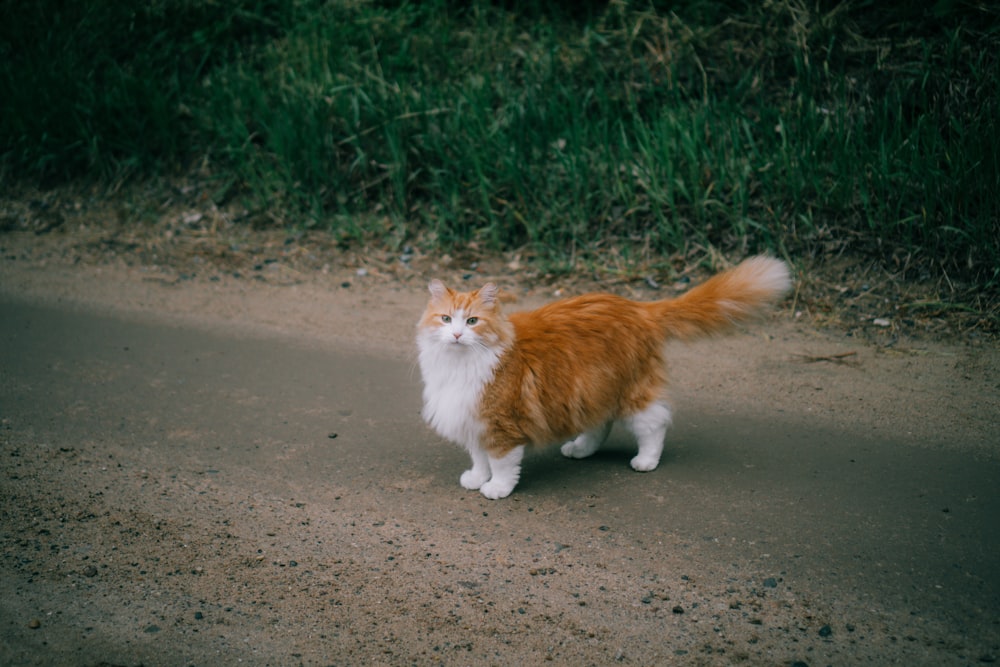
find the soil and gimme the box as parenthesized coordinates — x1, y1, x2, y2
(1, 187, 998, 666)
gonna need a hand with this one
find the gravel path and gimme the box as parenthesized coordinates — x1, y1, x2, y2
(1, 258, 998, 666)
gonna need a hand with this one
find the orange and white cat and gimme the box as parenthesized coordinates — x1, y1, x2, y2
(417, 256, 791, 499)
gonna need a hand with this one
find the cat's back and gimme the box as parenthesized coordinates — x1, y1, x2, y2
(508, 292, 658, 350)
(492, 292, 666, 416)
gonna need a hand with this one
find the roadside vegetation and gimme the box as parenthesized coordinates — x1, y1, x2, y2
(1, 0, 997, 294)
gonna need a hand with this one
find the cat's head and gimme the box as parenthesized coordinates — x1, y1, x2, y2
(417, 280, 512, 351)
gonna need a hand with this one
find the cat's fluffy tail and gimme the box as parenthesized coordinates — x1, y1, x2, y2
(651, 256, 792, 340)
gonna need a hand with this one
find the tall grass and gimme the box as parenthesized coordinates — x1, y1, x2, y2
(0, 0, 301, 177)
(1, 0, 997, 282)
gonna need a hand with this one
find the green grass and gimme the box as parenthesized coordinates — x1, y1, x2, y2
(1, 0, 998, 284)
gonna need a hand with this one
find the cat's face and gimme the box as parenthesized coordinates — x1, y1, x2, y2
(418, 280, 509, 350)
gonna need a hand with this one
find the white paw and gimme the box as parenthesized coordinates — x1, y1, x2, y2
(560, 438, 597, 459)
(479, 479, 516, 500)
(460, 468, 490, 490)
(630, 455, 660, 472)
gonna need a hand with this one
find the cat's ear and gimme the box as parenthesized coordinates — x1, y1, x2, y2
(428, 279, 448, 300)
(478, 282, 499, 306)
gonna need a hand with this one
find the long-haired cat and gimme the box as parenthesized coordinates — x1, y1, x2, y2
(417, 256, 791, 499)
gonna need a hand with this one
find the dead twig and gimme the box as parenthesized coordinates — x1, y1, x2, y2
(793, 351, 860, 366)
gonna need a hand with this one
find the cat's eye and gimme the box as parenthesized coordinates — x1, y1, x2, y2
(466, 317, 478, 325)
(441, 315, 452, 323)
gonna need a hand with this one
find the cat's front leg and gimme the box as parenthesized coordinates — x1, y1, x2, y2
(460, 444, 491, 490)
(478, 446, 525, 499)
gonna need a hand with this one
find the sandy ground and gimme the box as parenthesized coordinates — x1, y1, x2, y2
(1, 243, 998, 666)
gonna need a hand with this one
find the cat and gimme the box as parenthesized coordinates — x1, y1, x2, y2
(416, 256, 791, 499)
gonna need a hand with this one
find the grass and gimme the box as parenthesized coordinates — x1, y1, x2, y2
(1, 0, 998, 286)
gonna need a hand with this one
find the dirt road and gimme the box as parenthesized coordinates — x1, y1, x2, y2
(1, 262, 998, 666)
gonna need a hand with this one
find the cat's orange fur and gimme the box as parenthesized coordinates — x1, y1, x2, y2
(417, 256, 791, 499)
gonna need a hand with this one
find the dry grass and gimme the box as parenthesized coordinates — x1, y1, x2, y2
(2, 180, 995, 345)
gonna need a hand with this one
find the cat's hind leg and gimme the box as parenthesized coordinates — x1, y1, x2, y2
(460, 444, 492, 490)
(560, 421, 613, 460)
(624, 400, 672, 472)
(479, 446, 525, 500)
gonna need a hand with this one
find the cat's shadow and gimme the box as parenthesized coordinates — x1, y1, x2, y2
(518, 433, 681, 495)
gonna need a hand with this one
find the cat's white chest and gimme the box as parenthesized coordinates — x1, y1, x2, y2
(417, 335, 501, 448)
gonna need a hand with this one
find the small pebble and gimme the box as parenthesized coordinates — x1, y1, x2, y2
(83, 565, 98, 577)
(28, 618, 41, 629)
(672, 605, 684, 614)
(763, 577, 777, 588)
(194, 611, 204, 620)
(818, 624, 832, 637)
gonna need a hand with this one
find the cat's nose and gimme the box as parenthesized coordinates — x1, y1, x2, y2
(452, 332, 462, 340)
